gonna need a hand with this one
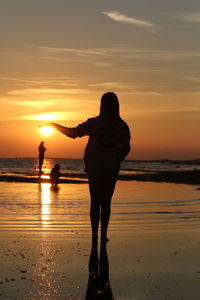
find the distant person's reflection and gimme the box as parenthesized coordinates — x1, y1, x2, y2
(50, 184, 60, 193)
(85, 241, 114, 299)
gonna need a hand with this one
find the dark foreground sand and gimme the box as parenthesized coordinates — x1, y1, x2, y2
(1, 230, 200, 299)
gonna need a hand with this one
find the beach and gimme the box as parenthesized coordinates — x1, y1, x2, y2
(1, 229, 200, 299)
(0, 179, 200, 299)
(2, 0, 200, 297)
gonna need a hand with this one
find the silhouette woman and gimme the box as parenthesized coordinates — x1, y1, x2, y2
(38, 141, 46, 176)
(41, 92, 130, 246)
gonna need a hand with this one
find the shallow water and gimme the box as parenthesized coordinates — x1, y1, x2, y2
(1, 181, 200, 299)
(0, 181, 200, 232)
(0, 158, 199, 177)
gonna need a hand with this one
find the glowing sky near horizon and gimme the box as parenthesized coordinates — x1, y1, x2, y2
(0, 0, 200, 159)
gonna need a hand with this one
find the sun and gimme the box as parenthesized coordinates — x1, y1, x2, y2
(40, 126, 53, 136)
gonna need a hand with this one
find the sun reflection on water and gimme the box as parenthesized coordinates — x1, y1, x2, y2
(40, 183, 51, 228)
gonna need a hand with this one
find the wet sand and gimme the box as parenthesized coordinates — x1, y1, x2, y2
(1, 230, 200, 299)
(0, 181, 200, 299)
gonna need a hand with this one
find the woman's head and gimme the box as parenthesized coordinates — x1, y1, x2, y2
(100, 92, 120, 118)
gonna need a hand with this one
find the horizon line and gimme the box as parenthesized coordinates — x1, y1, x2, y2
(0, 157, 200, 162)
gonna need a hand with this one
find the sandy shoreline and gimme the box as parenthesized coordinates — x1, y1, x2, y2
(0, 169, 200, 185)
(1, 179, 200, 298)
(1, 230, 200, 299)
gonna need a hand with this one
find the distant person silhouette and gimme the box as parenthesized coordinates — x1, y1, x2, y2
(50, 164, 60, 186)
(40, 92, 131, 247)
(38, 141, 46, 176)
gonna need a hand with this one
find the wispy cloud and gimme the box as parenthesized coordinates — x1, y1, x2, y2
(8, 88, 92, 96)
(111, 47, 200, 61)
(23, 112, 71, 121)
(102, 11, 158, 33)
(182, 76, 200, 83)
(38, 46, 109, 57)
(15, 100, 55, 107)
(89, 81, 135, 90)
(92, 62, 113, 67)
(0, 76, 80, 87)
(179, 13, 200, 23)
(31, 45, 200, 64)
(89, 82, 163, 96)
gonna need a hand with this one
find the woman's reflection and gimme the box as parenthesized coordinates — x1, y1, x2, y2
(85, 241, 114, 299)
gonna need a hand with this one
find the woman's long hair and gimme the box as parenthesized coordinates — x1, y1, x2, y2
(99, 92, 120, 119)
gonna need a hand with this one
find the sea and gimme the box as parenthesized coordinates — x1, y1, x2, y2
(0, 158, 200, 233)
(0, 157, 200, 178)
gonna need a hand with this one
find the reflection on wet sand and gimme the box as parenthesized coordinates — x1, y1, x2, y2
(38, 182, 59, 229)
(40, 183, 51, 227)
(85, 242, 114, 300)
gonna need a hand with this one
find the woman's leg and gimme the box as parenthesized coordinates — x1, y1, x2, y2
(39, 156, 44, 174)
(88, 177, 101, 247)
(100, 178, 116, 242)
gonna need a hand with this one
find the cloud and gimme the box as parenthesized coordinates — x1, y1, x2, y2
(92, 62, 113, 67)
(0, 77, 43, 85)
(38, 46, 109, 57)
(8, 88, 92, 96)
(23, 112, 69, 121)
(88, 82, 163, 96)
(121, 49, 200, 61)
(102, 11, 158, 33)
(89, 81, 135, 91)
(16, 100, 55, 107)
(158, 109, 200, 118)
(0, 76, 81, 87)
(31, 44, 200, 64)
(179, 14, 200, 23)
(182, 76, 200, 83)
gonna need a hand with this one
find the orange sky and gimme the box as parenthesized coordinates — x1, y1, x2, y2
(1, 1, 200, 160)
